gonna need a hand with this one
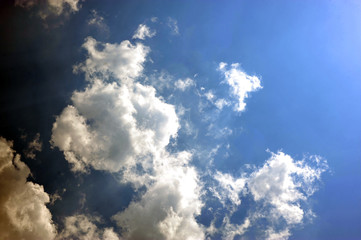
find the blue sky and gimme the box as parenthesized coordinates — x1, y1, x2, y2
(0, 0, 360, 239)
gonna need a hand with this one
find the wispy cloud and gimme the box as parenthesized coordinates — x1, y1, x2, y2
(167, 17, 179, 35)
(175, 78, 195, 91)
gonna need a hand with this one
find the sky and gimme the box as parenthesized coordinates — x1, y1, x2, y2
(0, 0, 360, 239)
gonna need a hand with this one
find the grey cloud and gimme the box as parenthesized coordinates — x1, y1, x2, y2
(0, 137, 56, 240)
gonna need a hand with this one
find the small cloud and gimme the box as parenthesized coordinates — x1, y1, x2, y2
(204, 90, 215, 101)
(214, 98, 230, 110)
(150, 17, 158, 22)
(174, 78, 195, 91)
(218, 62, 262, 112)
(24, 133, 42, 159)
(133, 24, 156, 40)
(87, 10, 110, 38)
(167, 17, 179, 35)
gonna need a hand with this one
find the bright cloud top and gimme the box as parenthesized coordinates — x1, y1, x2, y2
(219, 62, 262, 112)
(73, 37, 149, 83)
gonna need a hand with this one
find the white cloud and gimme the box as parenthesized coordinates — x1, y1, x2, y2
(212, 151, 328, 239)
(175, 78, 195, 91)
(24, 133, 42, 159)
(218, 62, 262, 112)
(202, 90, 230, 111)
(112, 151, 204, 240)
(51, 35, 205, 239)
(133, 24, 156, 40)
(51, 79, 179, 174)
(213, 171, 246, 206)
(0, 137, 56, 240)
(248, 152, 327, 226)
(73, 37, 149, 83)
(174, 78, 195, 91)
(214, 98, 230, 110)
(57, 214, 120, 240)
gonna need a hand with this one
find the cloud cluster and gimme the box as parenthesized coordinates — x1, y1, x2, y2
(0, 137, 56, 240)
(218, 62, 262, 112)
(51, 33, 204, 239)
(50, 24, 327, 240)
(211, 151, 328, 239)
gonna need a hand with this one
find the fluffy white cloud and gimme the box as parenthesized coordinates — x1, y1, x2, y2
(73, 37, 149, 83)
(112, 151, 204, 240)
(51, 79, 179, 174)
(133, 24, 156, 40)
(52, 35, 205, 239)
(57, 214, 120, 240)
(212, 151, 328, 239)
(175, 78, 195, 91)
(0, 137, 56, 240)
(218, 62, 262, 112)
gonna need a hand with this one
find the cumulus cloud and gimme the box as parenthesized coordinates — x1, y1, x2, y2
(73, 37, 149, 83)
(212, 151, 328, 239)
(113, 151, 204, 240)
(175, 78, 195, 91)
(51, 79, 179, 174)
(218, 62, 262, 112)
(51, 35, 205, 239)
(133, 24, 156, 40)
(0, 137, 56, 240)
(57, 214, 120, 240)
